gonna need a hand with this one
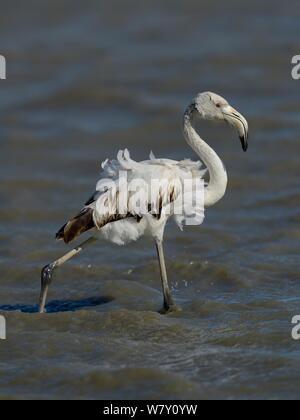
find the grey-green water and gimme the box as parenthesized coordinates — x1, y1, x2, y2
(0, 0, 300, 400)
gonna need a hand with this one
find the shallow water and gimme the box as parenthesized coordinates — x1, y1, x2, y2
(0, 0, 300, 400)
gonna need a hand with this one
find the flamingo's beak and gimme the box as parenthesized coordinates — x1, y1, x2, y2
(223, 106, 249, 152)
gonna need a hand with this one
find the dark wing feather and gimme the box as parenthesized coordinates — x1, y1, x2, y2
(56, 208, 95, 244)
(84, 191, 101, 206)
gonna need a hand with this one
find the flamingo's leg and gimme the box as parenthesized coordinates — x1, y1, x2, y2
(155, 239, 180, 314)
(38, 237, 97, 313)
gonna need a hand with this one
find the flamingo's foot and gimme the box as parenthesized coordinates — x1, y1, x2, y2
(39, 263, 55, 313)
(159, 303, 182, 315)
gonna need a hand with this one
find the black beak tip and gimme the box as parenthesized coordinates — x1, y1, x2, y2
(240, 135, 248, 152)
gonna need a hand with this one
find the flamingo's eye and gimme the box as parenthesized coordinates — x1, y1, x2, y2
(216, 103, 221, 108)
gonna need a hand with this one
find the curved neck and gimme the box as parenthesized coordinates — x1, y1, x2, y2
(183, 106, 228, 207)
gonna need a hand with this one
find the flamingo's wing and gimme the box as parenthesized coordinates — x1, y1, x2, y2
(56, 149, 207, 244)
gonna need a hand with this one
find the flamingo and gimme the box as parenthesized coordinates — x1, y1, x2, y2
(38, 92, 248, 314)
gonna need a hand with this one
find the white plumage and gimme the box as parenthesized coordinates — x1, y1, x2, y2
(91, 149, 207, 245)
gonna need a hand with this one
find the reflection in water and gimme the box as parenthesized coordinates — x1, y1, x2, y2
(0, 296, 114, 314)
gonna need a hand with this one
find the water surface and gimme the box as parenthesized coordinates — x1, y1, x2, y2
(0, 0, 300, 400)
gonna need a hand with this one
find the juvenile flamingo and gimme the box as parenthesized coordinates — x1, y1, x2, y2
(39, 92, 248, 314)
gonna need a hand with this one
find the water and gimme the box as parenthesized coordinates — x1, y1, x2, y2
(0, 0, 300, 400)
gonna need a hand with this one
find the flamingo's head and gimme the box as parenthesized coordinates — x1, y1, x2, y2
(192, 91, 249, 152)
